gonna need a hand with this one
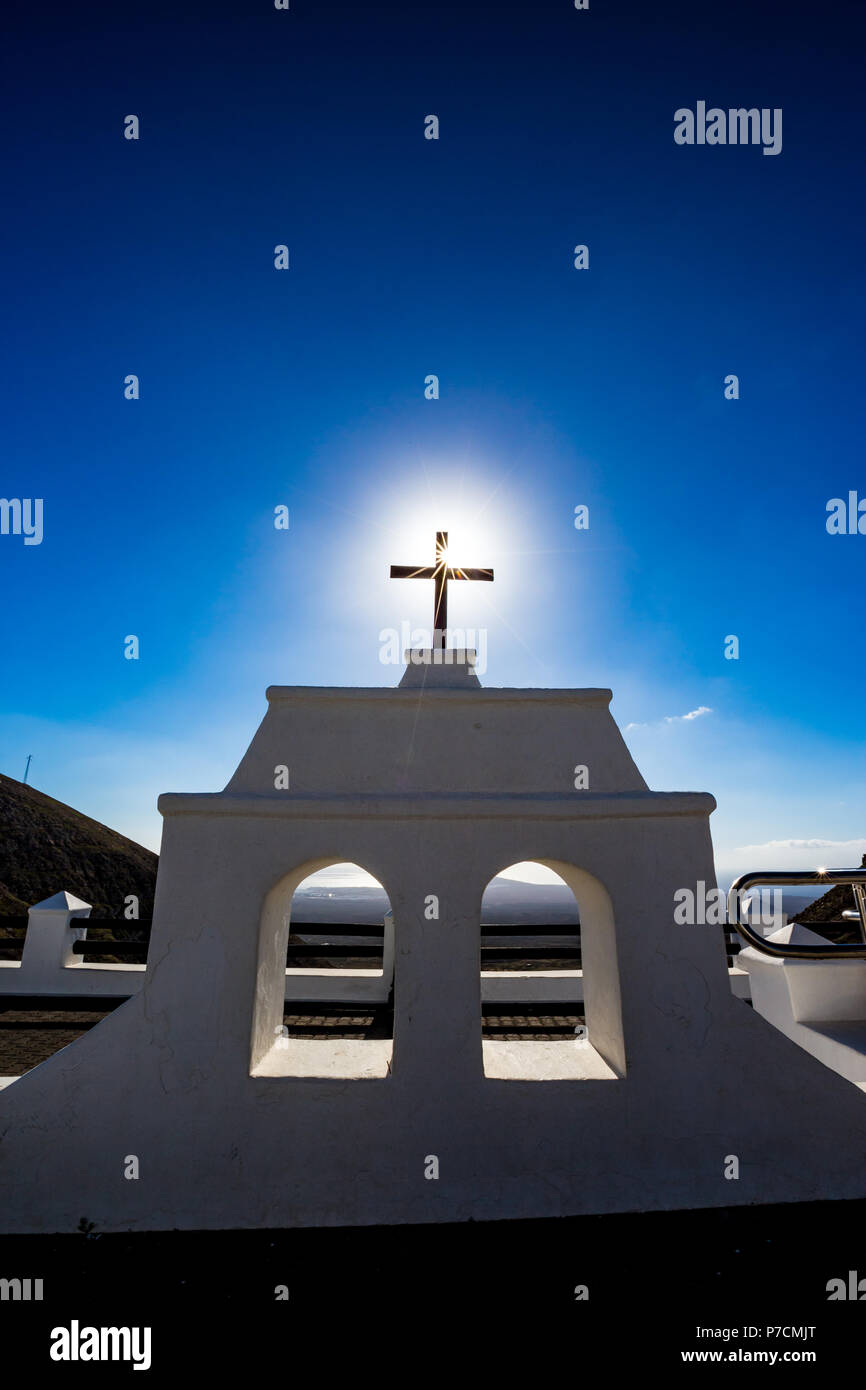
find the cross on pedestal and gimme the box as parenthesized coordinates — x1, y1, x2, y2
(390, 530, 494, 649)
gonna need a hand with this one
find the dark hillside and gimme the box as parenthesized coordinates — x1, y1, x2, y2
(0, 773, 157, 917)
(792, 853, 866, 940)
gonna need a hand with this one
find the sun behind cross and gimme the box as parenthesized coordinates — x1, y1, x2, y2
(389, 530, 494, 648)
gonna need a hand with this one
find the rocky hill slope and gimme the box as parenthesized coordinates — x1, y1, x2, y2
(0, 773, 157, 917)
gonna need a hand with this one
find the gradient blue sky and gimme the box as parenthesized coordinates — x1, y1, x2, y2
(2, 0, 864, 884)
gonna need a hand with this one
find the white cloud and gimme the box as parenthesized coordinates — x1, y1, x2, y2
(626, 706, 713, 732)
(714, 837, 866, 884)
(731, 838, 866, 855)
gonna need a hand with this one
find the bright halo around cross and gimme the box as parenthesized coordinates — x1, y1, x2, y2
(347, 456, 535, 644)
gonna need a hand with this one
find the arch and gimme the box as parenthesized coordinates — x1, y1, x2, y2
(478, 857, 625, 1080)
(251, 857, 395, 1076)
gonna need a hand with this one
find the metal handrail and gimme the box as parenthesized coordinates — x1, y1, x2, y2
(728, 868, 866, 959)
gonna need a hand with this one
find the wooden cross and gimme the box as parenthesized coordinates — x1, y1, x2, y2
(390, 530, 493, 649)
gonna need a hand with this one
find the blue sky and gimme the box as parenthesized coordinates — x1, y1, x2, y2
(2, 0, 864, 884)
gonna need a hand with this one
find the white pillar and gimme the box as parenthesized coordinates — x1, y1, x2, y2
(18, 891, 92, 989)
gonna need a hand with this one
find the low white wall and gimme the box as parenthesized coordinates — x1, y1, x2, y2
(1, 892, 144, 998)
(739, 921, 866, 1083)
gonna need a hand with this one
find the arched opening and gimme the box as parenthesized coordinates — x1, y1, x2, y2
(479, 859, 625, 1081)
(251, 860, 394, 1079)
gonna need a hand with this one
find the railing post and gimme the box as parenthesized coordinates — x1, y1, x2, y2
(19, 891, 92, 988)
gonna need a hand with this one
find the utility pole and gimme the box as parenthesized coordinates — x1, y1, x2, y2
(23, 754, 32, 785)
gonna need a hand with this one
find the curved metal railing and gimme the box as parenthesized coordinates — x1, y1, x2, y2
(727, 868, 866, 959)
